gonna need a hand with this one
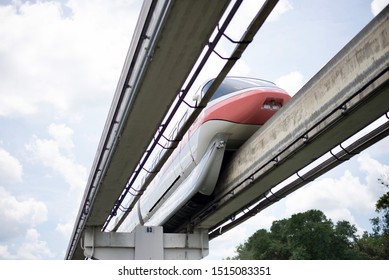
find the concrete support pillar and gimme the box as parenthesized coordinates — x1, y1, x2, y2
(83, 226, 209, 260)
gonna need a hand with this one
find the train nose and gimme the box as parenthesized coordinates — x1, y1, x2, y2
(205, 89, 291, 125)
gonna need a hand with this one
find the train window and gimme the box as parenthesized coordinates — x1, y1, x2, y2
(202, 77, 278, 102)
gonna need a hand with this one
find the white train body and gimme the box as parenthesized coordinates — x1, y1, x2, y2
(119, 77, 290, 233)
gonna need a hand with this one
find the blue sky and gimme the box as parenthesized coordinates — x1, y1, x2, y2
(0, 0, 388, 259)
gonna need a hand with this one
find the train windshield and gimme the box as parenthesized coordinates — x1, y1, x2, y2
(202, 77, 278, 102)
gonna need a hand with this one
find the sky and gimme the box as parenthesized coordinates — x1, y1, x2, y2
(0, 0, 388, 260)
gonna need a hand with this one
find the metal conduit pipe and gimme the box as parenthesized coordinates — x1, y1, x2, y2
(107, 0, 280, 232)
(209, 115, 389, 239)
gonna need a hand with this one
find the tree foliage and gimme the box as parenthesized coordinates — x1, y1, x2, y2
(230, 175, 389, 260)
(232, 210, 360, 260)
(355, 177, 389, 259)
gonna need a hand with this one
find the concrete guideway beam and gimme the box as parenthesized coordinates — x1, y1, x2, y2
(83, 226, 209, 260)
(193, 5, 389, 230)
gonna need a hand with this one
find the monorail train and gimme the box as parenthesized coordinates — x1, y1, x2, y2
(119, 77, 291, 233)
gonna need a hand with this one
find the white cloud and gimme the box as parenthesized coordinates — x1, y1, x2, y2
(208, 226, 246, 259)
(16, 229, 54, 259)
(275, 71, 304, 95)
(56, 220, 74, 240)
(0, 95, 38, 116)
(358, 154, 389, 187)
(0, 186, 48, 241)
(48, 123, 75, 152)
(221, 1, 264, 41)
(0, 229, 54, 260)
(0, 147, 23, 183)
(284, 153, 389, 231)
(0, 0, 140, 118)
(0, 245, 13, 259)
(371, 0, 389, 16)
(207, 211, 279, 259)
(221, 0, 292, 43)
(285, 170, 377, 217)
(268, 0, 293, 22)
(26, 123, 87, 195)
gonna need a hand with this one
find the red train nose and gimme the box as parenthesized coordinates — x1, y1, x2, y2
(202, 89, 291, 125)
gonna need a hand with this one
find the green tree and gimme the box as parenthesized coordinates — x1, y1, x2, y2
(230, 175, 389, 260)
(356, 176, 389, 259)
(375, 187, 389, 236)
(231, 209, 361, 259)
